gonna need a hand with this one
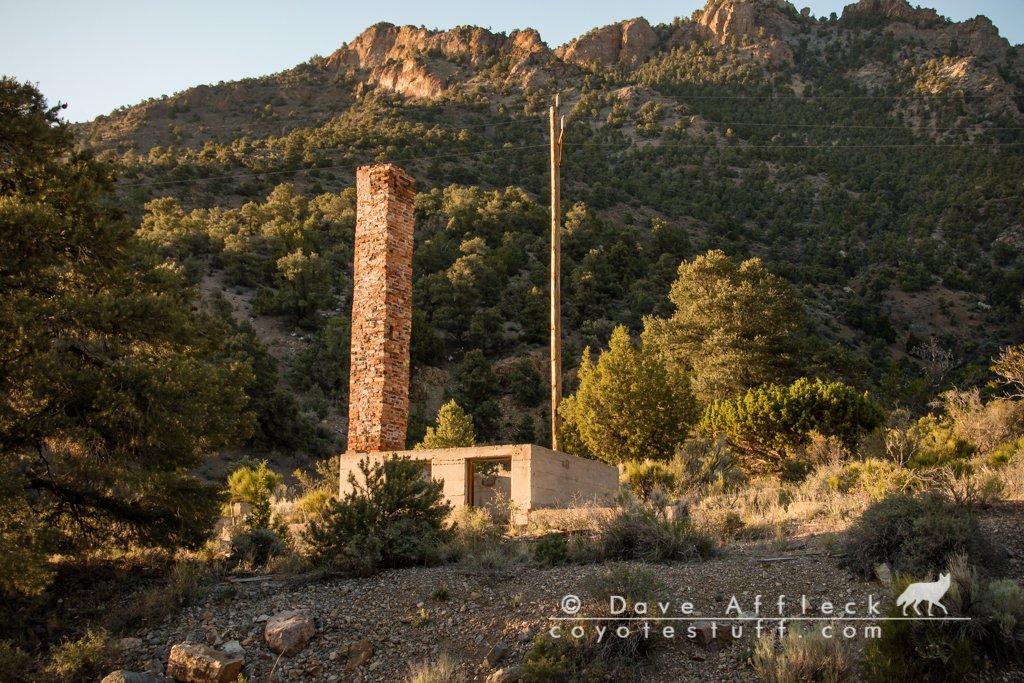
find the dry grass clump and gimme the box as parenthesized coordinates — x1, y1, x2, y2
(595, 499, 715, 562)
(752, 621, 855, 683)
(406, 652, 464, 683)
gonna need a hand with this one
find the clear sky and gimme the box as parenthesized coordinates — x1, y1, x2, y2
(3, 0, 1021, 124)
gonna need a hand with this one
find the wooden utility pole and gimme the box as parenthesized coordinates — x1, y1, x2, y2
(550, 95, 564, 452)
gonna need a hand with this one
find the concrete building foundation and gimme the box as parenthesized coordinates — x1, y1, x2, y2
(338, 444, 619, 524)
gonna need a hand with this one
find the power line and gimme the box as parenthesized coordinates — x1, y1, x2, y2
(567, 141, 1024, 150)
(117, 144, 548, 188)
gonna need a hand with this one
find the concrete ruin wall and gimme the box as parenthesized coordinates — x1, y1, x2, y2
(346, 164, 415, 452)
(338, 445, 619, 523)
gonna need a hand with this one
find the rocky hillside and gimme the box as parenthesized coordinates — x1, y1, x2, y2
(72, 0, 1024, 455)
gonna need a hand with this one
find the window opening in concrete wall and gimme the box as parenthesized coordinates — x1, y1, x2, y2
(468, 459, 512, 522)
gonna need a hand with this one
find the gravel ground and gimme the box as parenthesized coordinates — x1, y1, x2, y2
(113, 501, 1024, 682)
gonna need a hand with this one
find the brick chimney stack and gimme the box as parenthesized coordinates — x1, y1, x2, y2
(346, 164, 415, 452)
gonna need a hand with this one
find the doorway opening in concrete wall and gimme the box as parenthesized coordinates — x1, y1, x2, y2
(468, 459, 512, 522)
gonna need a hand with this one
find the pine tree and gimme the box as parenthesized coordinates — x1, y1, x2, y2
(0, 79, 255, 594)
(642, 250, 805, 404)
(415, 400, 475, 449)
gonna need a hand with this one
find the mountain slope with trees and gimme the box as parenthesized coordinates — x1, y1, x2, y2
(68, 0, 1024, 452)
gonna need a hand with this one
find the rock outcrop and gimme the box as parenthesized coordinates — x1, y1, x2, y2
(696, 0, 800, 47)
(842, 0, 941, 24)
(557, 18, 659, 66)
(325, 23, 555, 98)
(842, 1, 1011, 61)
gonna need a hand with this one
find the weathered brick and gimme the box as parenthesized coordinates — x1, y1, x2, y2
(347, 164, 415, 452)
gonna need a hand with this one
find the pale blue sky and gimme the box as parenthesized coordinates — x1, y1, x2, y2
(3, 0, 1021, 123)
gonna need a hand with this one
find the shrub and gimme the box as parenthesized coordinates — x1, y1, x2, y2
(510, 358, 544, 407)
(596, 501, 715, 563)
(622, 459, 676, 499)
(534, 533, 569, 567)
(842, 492, 1002, 579)
(410, 309, 445, 367)
(990, 435, 1024, 467)
(301, 385, 330, 420)
(0, 640, 30, 683)
(700, 378, 885, 471)
(305, 455, 452, 576)
(516, 414, 537, 444)
(558, 326, 699, 465)
(671, 435, 746, 494)
(752, 621, 855, 683)
(231, 528, 288, 566)
(942, 388, 1022, 454)
(415, 400, 475, 449)
(863, 556, 1024, 682)
(44, 629, 115, 683)
(524, 565, 663, 681)
(906, 415, 978, 469)
(228, 461, 283, 529)
(290, 316, 351, 400)
(103, 560, 209, 633)
(459, 539, 533, 573)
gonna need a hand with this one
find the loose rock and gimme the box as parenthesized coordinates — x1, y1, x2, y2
(264, 610, 315, 657)
(692, 622, 734, 652)
(874, 563, 894, 587)
(101, 672, 158, 683)
(116, 638, 143, 652)
(486, 665, 523, 683)
(346, 638, 373, 671)
(484, 641, 511, 668)
(166, 643, 243, 683)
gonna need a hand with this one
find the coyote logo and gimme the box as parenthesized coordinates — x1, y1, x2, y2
(896, 572, 951, 616)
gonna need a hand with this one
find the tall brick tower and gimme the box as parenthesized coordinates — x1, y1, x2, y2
(346, 164, 415, 452)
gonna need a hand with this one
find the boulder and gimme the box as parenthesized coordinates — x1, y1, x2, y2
(264, 610, 315, 657)
(483, 641, 512, 668)
(346, 638, 373, 671)
(101, 672, 159, 683)
(166, 643, 243, 683)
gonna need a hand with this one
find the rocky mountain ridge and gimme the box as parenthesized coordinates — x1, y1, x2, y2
(85, 0, 1021, 146)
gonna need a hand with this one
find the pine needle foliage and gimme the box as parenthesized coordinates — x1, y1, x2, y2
(305, 454, 452, 575)
(0, 78, 254, 595)
(415, 400, 475, 449)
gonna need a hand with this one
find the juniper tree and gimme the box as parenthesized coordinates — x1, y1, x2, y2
(559, 326, 698, 464)
(0, 78, 254, 594)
